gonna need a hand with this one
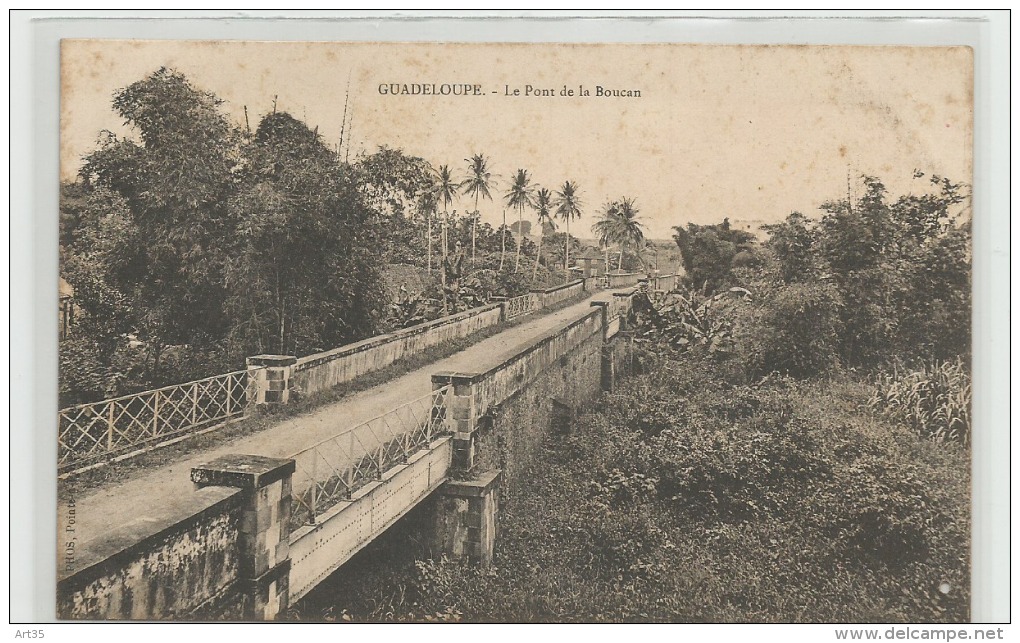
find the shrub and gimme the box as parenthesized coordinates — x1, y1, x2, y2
(733, 279, 844, 380)
(867, 358, 971, 446)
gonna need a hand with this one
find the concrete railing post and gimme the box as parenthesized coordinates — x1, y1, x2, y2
(246, 355, 296, 407)
(489, 296, 508, 322)
(432, 372, 479, 472)
(192, 455, 295, 620)
(529, 288, 546, 311)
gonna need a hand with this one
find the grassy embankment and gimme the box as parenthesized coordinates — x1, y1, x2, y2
(290, 349, 969, 623)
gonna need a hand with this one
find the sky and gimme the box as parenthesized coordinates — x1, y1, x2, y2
(61, 41, 973, 239)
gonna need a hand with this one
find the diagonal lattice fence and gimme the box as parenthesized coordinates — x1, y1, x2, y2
(504, 293, 537, 321)
(58, 370, 251, 470)
(288, 385, 450, 529)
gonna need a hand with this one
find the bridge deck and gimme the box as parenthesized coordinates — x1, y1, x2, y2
(60, 289, 627, 574)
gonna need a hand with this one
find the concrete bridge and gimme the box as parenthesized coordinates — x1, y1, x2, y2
(56, 275, 675, 620)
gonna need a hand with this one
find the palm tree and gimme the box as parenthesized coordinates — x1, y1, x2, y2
(592, 197, 645, 272)
(434, 164, 459, 262)
(554, 180, 582, 279)
(532, 187, 555, 279)
(417, 190, 438, 275)
(433, 164, 459, 314)
(592, 200, 618, 275)
(499, 208, 508, 272)
(505, 169, 536, 273)
(614, 197, 645, 270)
(460, 154, 494, 266)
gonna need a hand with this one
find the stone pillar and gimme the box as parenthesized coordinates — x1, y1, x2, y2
(246, 355, 296, 407)
(601, 343, 617, 392)
(590, 300, 610, 341)
(433, 470, 501, 566)
(489, 296, 508, 322)
(612, 291, 634, 331)
(432, 372, 479, 471)
(192, 455, 295, 621)
(529, 288, 547, 310)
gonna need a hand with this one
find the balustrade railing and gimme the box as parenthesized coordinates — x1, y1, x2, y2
(503, 293, 536, 320)
(288, 385, 450, 528)
(58, 370, 250, 470)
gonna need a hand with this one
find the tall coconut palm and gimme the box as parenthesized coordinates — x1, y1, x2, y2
(433, 164, 459, 261)
(592, 197, 645, 271)
(613, 197, 645, 270)
(592, 200, 618, 275)
(416, 190, 438, 275)
(505, 169, 536, 273)
(554, 180, 582, 279)
(433, 164, 459, 314)
(532, 187, 555, 279)
(460, 154, 495, 266)
(499, 208, 508, 272)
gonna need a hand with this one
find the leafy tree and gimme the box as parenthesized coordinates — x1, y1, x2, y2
(505, 169, 536, 273)
(225, 111, 384, 356)
(672, 218, 756, 293)
(554, 180, 583, 277)
(809, 174, 970, 364)
(761, 211, 816, 283)
(354, 146, 435, 265)
(77, 67, 239, 375)
(461, 154, 495, 265)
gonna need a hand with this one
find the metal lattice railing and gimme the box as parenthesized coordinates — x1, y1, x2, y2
(288, 385, 451, 528)
(504, 293, 536, 320)
(58, 370, 250, 469)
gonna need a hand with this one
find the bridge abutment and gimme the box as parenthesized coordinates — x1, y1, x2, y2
(433, 470, 502, 566)
(192, 454, 295, 620)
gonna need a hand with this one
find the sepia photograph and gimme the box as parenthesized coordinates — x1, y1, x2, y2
(51, 36, 977, 624)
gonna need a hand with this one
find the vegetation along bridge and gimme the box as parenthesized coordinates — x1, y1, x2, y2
(57, 273, 678, 620)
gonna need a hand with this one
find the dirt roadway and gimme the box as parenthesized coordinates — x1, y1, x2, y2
(58, 289, 623, 574)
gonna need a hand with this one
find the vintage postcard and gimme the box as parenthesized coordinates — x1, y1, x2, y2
(56, 39, 973, 623)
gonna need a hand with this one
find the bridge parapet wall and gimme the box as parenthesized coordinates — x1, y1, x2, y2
(57, 485, 246, 619)
(432, 309, 604, 490)
(529, 279, 585, 309)
(606, 271, 643, 288)
(291, 303, 503, 399)
(653, 273, 678, 292)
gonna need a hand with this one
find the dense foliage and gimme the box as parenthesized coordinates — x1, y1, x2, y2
(671, 175, 970, 373)
(59, 69, 389, 404)
(59, 69, 593, 405)
(291, 173, 971, 623)
(868, 358, 971, 446)
(673, 218, 756, 293)
(294, 349, 969, 623)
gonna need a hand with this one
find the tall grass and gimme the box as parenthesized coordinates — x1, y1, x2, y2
(867, 358, 971, 447)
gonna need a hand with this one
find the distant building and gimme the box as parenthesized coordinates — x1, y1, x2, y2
(574, 246, 620, 277)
